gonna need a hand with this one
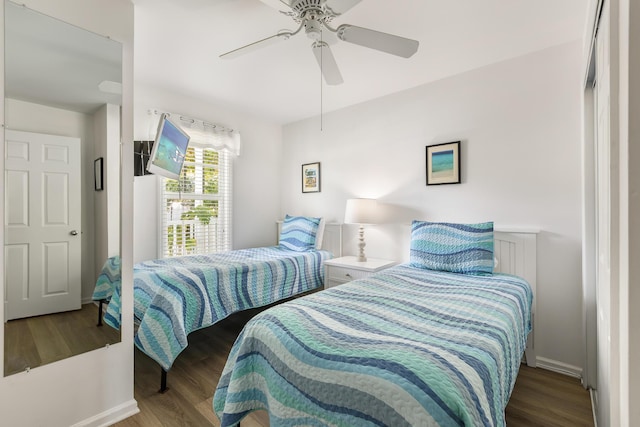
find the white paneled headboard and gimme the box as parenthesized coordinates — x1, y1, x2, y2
(495, 229, 538, 367)
(276, 222, 343, 257)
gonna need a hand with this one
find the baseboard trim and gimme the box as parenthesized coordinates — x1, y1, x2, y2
(536, 356, 583, 379)
(70, 399, 139, 427)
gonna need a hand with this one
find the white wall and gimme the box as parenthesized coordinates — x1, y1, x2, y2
(0, 1, 136, 426)
(132, 83, 283, 262)
(93, 104, 121, 276)
(281, 41, 585, 372)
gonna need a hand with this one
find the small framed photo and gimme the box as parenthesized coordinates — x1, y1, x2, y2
(426, 141, 461, 185)
(302, 162, 321, 193)
(94, 157, 104, 191)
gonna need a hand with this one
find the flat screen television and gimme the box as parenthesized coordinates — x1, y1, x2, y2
(146, 113, 191, 180)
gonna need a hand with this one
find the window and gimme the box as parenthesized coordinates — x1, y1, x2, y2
(160, 142, 232, 257)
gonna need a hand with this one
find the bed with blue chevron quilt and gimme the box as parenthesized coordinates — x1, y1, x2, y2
(213, 263, 533, 427)
(92, 247, 332, 371)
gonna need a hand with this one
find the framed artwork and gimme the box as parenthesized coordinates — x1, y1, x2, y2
(426, 141, 461, 185)
(94, 157, 104, 191)
(302, 162, 321, 193)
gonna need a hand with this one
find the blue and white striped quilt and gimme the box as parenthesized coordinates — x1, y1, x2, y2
(92, 247, 331, 371)
(213, 264, 533, 427)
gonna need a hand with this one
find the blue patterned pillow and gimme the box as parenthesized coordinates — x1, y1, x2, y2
(410, 221, 494, 275)
(279, 215, 322, 252)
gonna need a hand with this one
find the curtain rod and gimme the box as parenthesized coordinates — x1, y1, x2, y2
(148, 109, 236, 133)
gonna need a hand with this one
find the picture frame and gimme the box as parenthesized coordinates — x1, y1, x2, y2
(94, 157, 104, 191)
(426, 141, 461, 185)
(302, 162, 321, 193)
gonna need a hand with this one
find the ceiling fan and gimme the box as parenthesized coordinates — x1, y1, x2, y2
(219, 0, 419, 85)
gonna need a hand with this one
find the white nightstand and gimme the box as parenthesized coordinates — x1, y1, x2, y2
(323, 256, 397, 289)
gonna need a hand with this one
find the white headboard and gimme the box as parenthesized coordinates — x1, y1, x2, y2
(276, 222, 343, 257)
(494, 229, 538, 367)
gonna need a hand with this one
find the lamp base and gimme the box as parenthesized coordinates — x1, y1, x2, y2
(356, 225, 367, 262)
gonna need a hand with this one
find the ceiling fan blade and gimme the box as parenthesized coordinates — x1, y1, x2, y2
(312, 41, 343, 85)
(220, 31, 292, 59)
(324, 0, 362, 16)
(257, 0, 293, 11)
(336, 24, 419, 58)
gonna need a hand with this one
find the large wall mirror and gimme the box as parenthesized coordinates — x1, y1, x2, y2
(3, 0, 122, 376)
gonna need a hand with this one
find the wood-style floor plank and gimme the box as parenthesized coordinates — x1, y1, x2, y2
(505, 365, 594, 426)
(116, 308, 594, 427)
(3, 296, 595, 426)
(4, 303, 120, 376)
(3, 316, 41, 373)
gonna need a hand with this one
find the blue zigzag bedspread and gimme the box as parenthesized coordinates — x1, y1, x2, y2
(92, 247, 332, 371)
(214, 264, 533, 427)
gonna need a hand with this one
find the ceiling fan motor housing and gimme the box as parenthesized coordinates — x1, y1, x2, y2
(291, 0, 325, 16)
(290, 0, 337, 41)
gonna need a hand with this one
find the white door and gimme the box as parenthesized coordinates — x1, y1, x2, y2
(5, 130, 82, 320)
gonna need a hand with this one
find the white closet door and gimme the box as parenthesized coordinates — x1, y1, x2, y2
(594, 3, 612, 425)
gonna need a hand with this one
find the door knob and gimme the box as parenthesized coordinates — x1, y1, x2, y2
(70, 230, 78, 236)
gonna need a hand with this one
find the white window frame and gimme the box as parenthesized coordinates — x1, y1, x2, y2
(158, 144, 232, 258)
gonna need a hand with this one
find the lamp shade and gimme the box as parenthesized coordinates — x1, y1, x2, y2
(344, 198, 378, 225)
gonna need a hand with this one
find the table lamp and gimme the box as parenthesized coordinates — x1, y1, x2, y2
(344, 198, 378, 262)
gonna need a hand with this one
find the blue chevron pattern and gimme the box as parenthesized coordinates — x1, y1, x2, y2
(214, 264, 532, 427)
(410, 221, 494, 275)
(93, 247, 331, 370)
(279, 215, 322, 252)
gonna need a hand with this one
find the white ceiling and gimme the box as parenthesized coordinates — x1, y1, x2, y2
(133, 0, 588, 125)
(5, 1, 122, 114)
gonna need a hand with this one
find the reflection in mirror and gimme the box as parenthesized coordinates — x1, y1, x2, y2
(4, 0, 122, 376)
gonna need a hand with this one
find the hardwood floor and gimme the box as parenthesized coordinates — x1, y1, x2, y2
(116, 308, 594, 427)
(506, 366, 594, 426)
(4, 303, 120, 376)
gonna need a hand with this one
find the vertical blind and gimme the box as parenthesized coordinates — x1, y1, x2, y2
(156, 111, 238, 258)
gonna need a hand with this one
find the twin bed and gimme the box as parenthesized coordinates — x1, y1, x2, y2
(213, 222, 537, 426)
(94, 217, 537, 426)
(93, 216, 342, 390)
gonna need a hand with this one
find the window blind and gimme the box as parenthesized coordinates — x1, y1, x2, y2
(160, 141, 232, 257)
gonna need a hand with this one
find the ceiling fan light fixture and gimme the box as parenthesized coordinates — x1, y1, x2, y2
(304, 18, 323, 40)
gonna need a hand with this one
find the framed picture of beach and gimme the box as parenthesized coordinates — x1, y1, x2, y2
(302, 162, 321, 193)
(426, 141, 461, 185)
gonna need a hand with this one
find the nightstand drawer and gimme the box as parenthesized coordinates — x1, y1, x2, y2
(323, 257, 397, 289)
(327, 266, 371, 282)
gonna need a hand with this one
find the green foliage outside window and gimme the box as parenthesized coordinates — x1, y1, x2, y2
(164, 147, 223, 256)
(180, 202, 218, 225)
(166, 223, 197, 255)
